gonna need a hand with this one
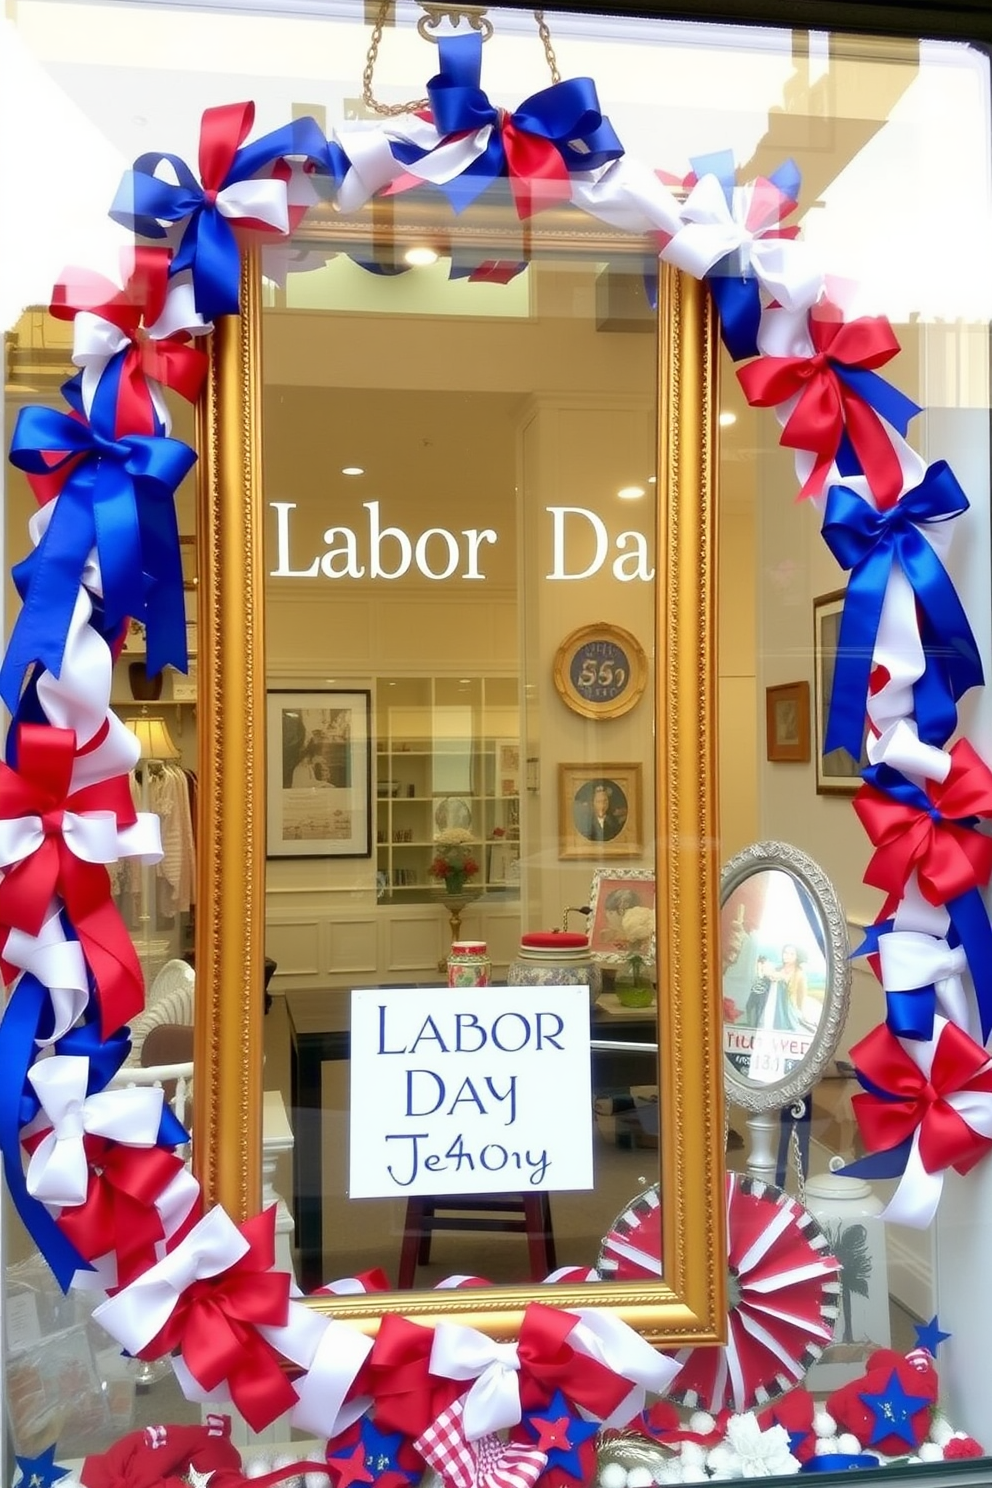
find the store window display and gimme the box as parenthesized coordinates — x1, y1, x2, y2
(3, 0, 992, 1482)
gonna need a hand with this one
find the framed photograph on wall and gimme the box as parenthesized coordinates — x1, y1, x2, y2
(813, 591, 869, 794)
(557, 762, 643, 860)
(266, 690, 372, 857)
(587, 868, 656, 965)
(765, 680, 811, 763)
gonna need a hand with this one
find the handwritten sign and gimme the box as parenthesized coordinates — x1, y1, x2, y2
(348, 986, 593, 1198)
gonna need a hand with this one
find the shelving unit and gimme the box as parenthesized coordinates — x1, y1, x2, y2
(374, 675, 520, 904)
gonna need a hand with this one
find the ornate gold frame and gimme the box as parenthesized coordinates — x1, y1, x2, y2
(194, 243, 726, 1344)
(552, 621, 649, 721)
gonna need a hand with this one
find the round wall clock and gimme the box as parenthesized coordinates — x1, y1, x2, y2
(553, 622, 648, 720)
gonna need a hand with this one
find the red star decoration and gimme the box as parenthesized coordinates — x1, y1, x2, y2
(327, 1446, 374, 1488)
(531, 1414, 572, 1452)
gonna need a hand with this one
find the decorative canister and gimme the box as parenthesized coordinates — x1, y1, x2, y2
(447, 940, 492, 988)
(804, 1166, 891, 1389)
(507, 931, 602, 1003)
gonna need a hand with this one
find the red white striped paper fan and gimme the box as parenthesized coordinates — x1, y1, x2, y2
(673, 1173, 840, 1411)
(597, 1174, 840, 1412)
(597, 1184, 662, 1280)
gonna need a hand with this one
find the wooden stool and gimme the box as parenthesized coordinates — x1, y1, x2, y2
(398, 1192, 556, 1289)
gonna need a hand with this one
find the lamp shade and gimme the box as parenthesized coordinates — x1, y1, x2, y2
(127, 715, 180, 762)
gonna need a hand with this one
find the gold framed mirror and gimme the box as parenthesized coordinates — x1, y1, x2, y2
(193, 206, 727, 1342)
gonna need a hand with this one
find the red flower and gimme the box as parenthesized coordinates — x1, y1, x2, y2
(945, 1437, 984, 1459)
(464, 858, 479, 877)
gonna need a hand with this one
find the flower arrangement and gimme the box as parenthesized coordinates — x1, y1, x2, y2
(617, 905, 656, 1007)
(430, 827, 480, 896)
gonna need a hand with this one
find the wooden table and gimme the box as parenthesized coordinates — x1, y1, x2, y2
(285, 987, 658, 1291)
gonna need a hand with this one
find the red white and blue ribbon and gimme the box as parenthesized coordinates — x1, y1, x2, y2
(844, 1017, 992, 1227)
(1, 74, 991, 1438)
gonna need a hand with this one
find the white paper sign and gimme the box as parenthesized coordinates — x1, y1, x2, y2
(348, 986, 593, 1198)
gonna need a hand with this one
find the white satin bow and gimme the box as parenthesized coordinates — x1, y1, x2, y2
(26, 1054, 164, 1206)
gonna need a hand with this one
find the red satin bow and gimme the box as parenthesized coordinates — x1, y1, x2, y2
(139, 1208, 296, 1432)
(737, 302, 905, 507)
(55, 1136, 191, 1287)
(516, 1302, 632, 1420)
(0, 724, 144, 1036)
(363, 1314, 465, 1441)
(853, 739, 992, 912)
(851, 1021, 992, 1176)
(50, 249, 208, 437)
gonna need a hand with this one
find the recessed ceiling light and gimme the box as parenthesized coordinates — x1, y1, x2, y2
(405, 247, 438, 267)
(718, 411, 737, 428)
(617, 485, 646, 500)
(341, 465, 365, 476)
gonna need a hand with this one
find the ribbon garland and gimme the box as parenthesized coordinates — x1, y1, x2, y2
(0, 723, 154, 1035)
(49, 247, 209, 436)
(4, 393, 195, 709)
(737, 302, 921, 506)
(821, 462, 983, 761)
(844, 1018, 992, 1226)
(389, 31, 622, 219)
(110, 102, 344, 320)
(1, 78, 991, 1436)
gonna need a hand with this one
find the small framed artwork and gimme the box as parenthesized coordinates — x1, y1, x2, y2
(765, 681, 811, 763)
(813, 590, 869, 795)
(553, 622, 648, 721)
(266, 690, 371, 858)
(496, 740, 520, 796)
(180, 535, 197, 592)
(587, 868, 656, 965)
(558, 762, 644, 861)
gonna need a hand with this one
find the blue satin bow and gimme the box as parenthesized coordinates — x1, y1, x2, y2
(800, 1456, 880, 1473)
(4, 367, 195, 713)
(110, 116, 345, 320)
(821, 461, 983, 762)
(690, 150, 802, 361)
(391, 31, 623, 215)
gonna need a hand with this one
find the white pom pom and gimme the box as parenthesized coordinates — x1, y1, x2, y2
(599, 1463, 629, 1488)
(836, 1435, 861, 1455)
(689, 1411, 716, 1435)
(930, 1416, 954, 1448)
(244, 1460, 272, 1479)
(305, 1474, 331, 1488)
(919, 1443, 944, 1463)
(813, 1411, 837, 1438)
(814, 1438, 840, 1456)
(627, 1469, 654, 1488)
(680, 1444, 707, 1469)
(682, 1468, 710, 1484)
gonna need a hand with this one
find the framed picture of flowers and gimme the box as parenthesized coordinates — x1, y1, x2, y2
(587, 868, 657, 967)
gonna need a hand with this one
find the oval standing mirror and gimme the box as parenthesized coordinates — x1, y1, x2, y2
(720, 842, 851, 1111)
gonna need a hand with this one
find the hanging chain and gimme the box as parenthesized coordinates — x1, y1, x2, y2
(363, 2, 431, 117)
(362, 2, 560, 117)
(788, 1099, 807, 1206)
(533, 10, 560, 85)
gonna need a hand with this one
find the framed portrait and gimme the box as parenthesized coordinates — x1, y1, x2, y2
(557, 762, 644, 860)
(765, 680, 811, 763)
(587, 868, 656, 965)
(266, 690, 371, 858)
(552, 622, 648, 721)
(813, 591, 869, 795)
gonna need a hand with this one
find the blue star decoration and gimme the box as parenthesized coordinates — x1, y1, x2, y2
(327, 1418, 418, 1488)
(518, 1390, 600, 1481)
(858, 1370, 931, 1450)
(914, 1315, 952, 1358)
(16, 1446, 67, 1488)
